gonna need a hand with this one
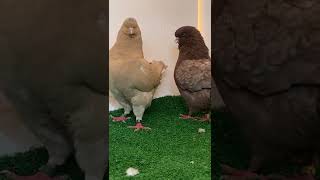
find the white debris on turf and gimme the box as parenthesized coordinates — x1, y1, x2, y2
(190, 161, 194, 164)
(198, 128, 206, 133)
(126, 167, 139, 176)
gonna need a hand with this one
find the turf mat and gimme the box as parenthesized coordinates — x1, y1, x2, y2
(109, 96, 211, 180)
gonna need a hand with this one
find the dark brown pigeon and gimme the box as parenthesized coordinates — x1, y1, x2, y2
(174, 26, 212, 121)
(213, 0, 320, 179)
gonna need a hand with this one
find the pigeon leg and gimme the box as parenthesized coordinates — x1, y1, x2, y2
(179, 109, 198, 120)
(128, 105, 151, 131)
(111, 97, 132, 122)
(198, 113, 211, 122)
(0, 170, 68, 180)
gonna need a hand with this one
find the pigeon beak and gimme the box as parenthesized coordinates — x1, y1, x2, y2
(175, 38, 179, 43)
(129, 27, 134, 35)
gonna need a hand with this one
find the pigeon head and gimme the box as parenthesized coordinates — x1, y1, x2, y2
(175, 26, 209, 60)
(120, 17, 141, 39)
(175, 26, 204, 49)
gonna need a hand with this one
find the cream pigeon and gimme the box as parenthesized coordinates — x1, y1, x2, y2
(109, 17, 167, 131)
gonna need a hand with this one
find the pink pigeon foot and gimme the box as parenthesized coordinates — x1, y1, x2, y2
(198, 114, 211, 122)
(179, 114, 210, 122)
(128, 122, 151, 131)
(179, 114, 193, 119)
(111, 115, 129, 122)
(0, 171, 67, 180)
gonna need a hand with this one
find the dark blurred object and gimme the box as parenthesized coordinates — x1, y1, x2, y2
(213, 0, 320, 179)
(0, 0, 107, 180)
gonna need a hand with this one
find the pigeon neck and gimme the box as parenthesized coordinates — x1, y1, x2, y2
(178, 45, 209, 62)
(112, 36, 144, 58)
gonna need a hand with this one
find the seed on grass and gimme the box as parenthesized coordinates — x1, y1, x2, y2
(198, 128, 206, 133)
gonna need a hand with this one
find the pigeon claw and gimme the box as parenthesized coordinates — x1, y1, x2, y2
(111, 115, 130, 122)
(179, 114, 193, 119)
(179, 114, 210, 122)
(198, 114, 211, 122)
(128, 122, 151, 132)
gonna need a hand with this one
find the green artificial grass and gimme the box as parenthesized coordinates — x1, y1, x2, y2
(213, 111, 320, 179)
(109, 96, 211, 180)
(2, 96, 318, 179)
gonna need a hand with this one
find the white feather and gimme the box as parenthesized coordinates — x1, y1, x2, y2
(126, 167, 139, 176)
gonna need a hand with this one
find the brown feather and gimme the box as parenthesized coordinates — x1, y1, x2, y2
(175, 59, 211, 92)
